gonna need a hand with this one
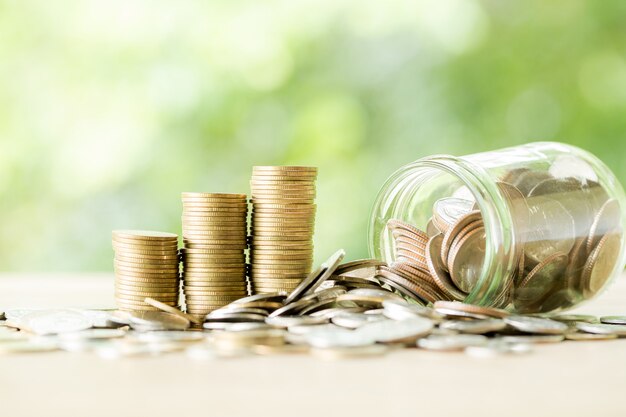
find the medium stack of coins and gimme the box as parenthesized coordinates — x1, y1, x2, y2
(249, 166, 317, 293)
(181, 193, 249, 318)
(112, 230, 180, 311)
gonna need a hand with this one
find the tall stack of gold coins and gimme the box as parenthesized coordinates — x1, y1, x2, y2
(181, 193, 249, 318)
(249, 166, 317, 293)
(112, 230, 180, 311)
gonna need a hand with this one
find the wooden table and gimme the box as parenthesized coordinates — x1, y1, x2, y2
(1, 273, 625, 417)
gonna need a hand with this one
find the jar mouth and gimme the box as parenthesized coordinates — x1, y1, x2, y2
(369, 154, 517, 306)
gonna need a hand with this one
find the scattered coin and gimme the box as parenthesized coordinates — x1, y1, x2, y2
(503, 316, 568, 334)
(600, 316, 626, 325)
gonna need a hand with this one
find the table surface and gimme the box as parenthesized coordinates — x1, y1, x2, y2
(1, 273, 625, 417)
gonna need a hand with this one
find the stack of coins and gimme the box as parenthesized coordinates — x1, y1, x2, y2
(181, 193, 249, 318)
(249, 166, 317, 293)
(112, 230, 180, 311)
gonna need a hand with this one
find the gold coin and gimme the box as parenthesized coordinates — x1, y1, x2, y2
(181, 214, 247, 221)
(115, 251, 180, 263)
(581, 232, 621, 296)
(112, 241, 178, 252)
(183, 277, 246, 284)
(251, 192, 315, 198)
(114, 271, 179, 281)
(113, 255, 179, 268)
(182, 244, 247, 251)
(116, 283, 179, 293)
(112, 241, 179, 253)
(184, 284, 247, 291)
(114, 273, 180, 283)
(181, 192, 247, 200)
(112, 247, 179, 257)
(182, 229, 247, 236)
(185, 291, 247, 298)
(253, 165, 317, 172)
(115, 288, 179, 298)
(182, 238, 247, 245)
(182, 203, 248, 211)
(250, 235, 313, 240)
(185, 295, 245, 302)
(250, 254, 313, 261)
(182, 205, 247, 211)
(113, 269, 179, 278)
(114, 259, 178, 269)
(144, 297, 202, 325)
(114, 264, 179, 274)
(250, 184, 316, 190)
(251, 248, 312, 254)
(182, 198, 247, 205)
(250, 273, 307, 280)
(181, 223, 247, 230)
(116, 300, 177, 309)
(112, 234, 178, 244)
(112, 230, 178, 241)
(116, 294, 179, 303)
(184, 266, 246, 277)
(183, 255, 245, 262)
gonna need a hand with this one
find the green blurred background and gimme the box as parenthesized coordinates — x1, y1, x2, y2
(1, 0, 625, 271)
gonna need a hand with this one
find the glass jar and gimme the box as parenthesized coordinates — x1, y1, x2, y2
(368, 142, 626, 313)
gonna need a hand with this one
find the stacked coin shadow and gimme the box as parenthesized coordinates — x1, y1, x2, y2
(112, 231, 180, 311)
(249, 166, 317, 294)
(181, 193, 249, 318)
(383, 167, 623, 314)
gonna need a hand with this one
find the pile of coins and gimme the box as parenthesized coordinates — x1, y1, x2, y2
(3, 250, 626, 359)
(381, 168, 623, 313)
(112, 230, 180, 311)
(181, 193, 248, 318)
(249, 166, 317, 294)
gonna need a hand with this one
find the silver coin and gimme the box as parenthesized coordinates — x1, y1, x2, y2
(284, 249, 346, 304)
(20, 309, 93, 335)
(552, 314, 598, 324)
(304, 326, 374, 348)
(128, 311, 190, 331)
(0, 339, 59, 354)
(523, 196, 575, 265)
(503, 316, 568, 334)
(300, 286, 347, 302)
(382, 299, 442, 321)
(265, 315, 329, 328)
(465, 340, 532, 357)
(310, 344, 389, 359)
(600, 316, 626, 325)
(57, 328, 126, 340)
(433, 198, 475, 230)
(130, 331, 205, 343)
(309, 307, 367, 319)
(331, 312, 386, 329)
(268, 298, 315, 318)
(287, 323, 344, 335)
(565, 332, 618, 341)
(440, 318, 506, 334)
(203, 322, 273, 331)
(204, 313, 267, 323)
(356, 317, 433, 343)
(498, 334, 565, 344)
(417, 334, 488, 351)
(576, 322, 626, 336)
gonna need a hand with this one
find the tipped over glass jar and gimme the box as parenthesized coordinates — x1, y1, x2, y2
(369, 142, 626, 314)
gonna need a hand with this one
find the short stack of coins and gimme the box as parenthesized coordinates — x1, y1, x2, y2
(249, 166, 317, 293)
(112, 230, 180, 311)
(181, 193, 249, 319)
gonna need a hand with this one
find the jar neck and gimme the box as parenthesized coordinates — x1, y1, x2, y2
(371, 154, 517, 306)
